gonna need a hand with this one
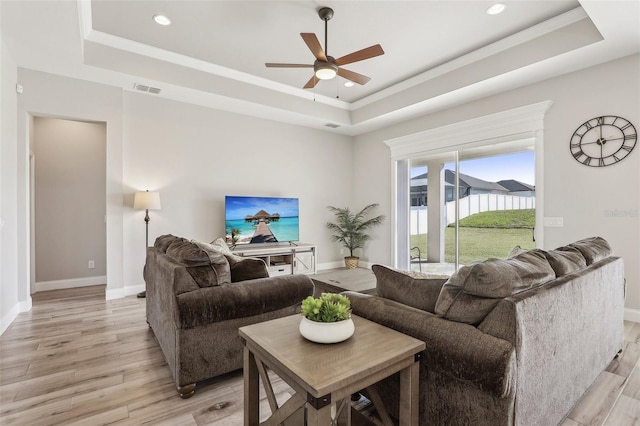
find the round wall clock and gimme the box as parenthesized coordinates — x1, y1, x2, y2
(570, 115, 637, 167)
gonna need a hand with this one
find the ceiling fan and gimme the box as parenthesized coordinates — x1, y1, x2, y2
(265, 7, 384, 89)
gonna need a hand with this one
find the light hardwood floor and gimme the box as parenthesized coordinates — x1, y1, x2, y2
(0, 285, 639, 425)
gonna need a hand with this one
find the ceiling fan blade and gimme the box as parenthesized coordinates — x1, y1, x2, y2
(265, 63, 313, 68)
(303, 75, 319, 89)
(335, 44, 384, 66)
(337, 68, 371, 85)
(300, 33, 327, 61)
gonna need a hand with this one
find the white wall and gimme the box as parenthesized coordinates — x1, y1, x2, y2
(353, 54, 640, 313)
(0, 12, 23, 334)
(122, 92, 353, 290)
(16, 69, 124, 300)
(33, 117, 106, 287)
(10, 69, 352, 306)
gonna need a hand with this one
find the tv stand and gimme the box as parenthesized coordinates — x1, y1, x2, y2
(231, 243, 316, 277)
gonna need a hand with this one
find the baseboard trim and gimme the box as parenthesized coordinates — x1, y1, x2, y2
(1, 297, 33, 336)
(1, 304, 20, 336)
(35, 276, 107, 292)
(625, 308, 640, 323)
(105, 284, 145, 300)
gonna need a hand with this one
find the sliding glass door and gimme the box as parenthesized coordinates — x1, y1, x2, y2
(387, 100, 551, 271)
(411, 142, 536, 269)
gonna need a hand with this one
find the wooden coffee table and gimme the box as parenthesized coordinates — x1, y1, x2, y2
(239, 314, 425, 426)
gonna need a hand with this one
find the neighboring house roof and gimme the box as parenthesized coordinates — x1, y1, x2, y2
(445, 170, 507, 192)
(411, 172, 535, 193)
(497, 180, 535, 192)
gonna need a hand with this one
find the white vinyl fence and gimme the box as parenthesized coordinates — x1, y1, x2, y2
(411, 194, 535, 234)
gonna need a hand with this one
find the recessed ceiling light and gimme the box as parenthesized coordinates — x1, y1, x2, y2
(486, 3, 506, 15)
(344, 81, 354, 87)
(153, 14, 172, 26)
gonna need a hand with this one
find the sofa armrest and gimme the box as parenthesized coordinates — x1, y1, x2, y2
(176, 274, 314, 328)
(345, 291, 515, 398)
(226, 255, 269, 282)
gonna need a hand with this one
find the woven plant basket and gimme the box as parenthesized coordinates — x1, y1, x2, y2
(344, 256, 359, 269)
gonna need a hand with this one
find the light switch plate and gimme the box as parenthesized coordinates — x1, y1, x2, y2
(543, 217, 564, 227)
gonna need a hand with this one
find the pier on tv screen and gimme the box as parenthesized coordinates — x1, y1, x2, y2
(225, 196, 299, 245)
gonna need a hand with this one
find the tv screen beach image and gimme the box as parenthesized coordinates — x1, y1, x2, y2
(225, 196, 299, 244)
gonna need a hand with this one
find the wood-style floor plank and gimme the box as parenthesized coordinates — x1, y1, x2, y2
(1, 285, 639, 426)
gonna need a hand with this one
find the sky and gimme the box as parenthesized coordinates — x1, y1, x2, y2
(411, 151, 535, 185)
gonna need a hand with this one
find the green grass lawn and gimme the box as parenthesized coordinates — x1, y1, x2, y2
(457, 209, 535, 228)
(411, 210, 535, 265)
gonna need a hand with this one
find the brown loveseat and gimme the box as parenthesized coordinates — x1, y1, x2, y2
(144, 235, 314, 398)
(345, 236, 625, 426)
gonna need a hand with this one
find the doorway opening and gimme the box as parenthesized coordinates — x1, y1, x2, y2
(31, 117, 106, 293)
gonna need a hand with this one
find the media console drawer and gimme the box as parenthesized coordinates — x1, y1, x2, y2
(268, 264, 292, 276)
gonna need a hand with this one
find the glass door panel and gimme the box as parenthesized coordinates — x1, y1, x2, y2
(403, 141, 535, 270)
(456, 147, 536, 265)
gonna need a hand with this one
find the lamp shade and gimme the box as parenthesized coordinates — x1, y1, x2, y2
(134, 191, 161, 210)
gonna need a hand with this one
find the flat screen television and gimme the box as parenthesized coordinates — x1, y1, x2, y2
(225, 196, 299, 245)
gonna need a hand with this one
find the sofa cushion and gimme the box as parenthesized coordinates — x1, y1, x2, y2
(195, 239, 268, 282)
(166, 239, 231, 286)
(542, 247, 587, 277)
(154, 234, 179, 253)
(373, 264, 449, 313)
(434, 250, 555, 324)
(568, 236, 612, 265)
(175, 274, 314, 328)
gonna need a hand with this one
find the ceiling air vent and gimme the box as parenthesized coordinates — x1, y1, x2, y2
(133, 83, 161, 95)
(324, 123, 340, 128)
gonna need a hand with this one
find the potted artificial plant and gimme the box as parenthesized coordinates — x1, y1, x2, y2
(299, 293, 354, 344)
(326, 203, 385, 269)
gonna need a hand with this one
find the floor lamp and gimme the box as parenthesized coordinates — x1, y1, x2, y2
(134, 190, 161, 298)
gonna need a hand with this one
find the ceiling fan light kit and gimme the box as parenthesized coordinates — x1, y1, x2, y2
(314, 61, 337, 80)
(266, 6, 384, 89)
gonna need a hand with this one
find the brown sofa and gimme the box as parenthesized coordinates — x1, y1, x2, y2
(345, 236, 625, 426)
(144, 235, 314, 398)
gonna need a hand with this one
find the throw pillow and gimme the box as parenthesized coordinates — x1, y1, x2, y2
(507, 245, 527, 258)
(372, 264, 450, 313)
(195, 239, 269, 282)
(568, 236, 612, 265)
(208, 237, 233, 255)
(154, 234, 178, 253)
(166, 239, 231, 287)
(541, 246, 587, 277)
(434, 250, 555, 324)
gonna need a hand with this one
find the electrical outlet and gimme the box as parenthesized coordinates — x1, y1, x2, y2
(88, 260, 95, 269)
(340, 248, 345, 255)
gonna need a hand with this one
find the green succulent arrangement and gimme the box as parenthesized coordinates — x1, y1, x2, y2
(301, 293, 352, 323)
